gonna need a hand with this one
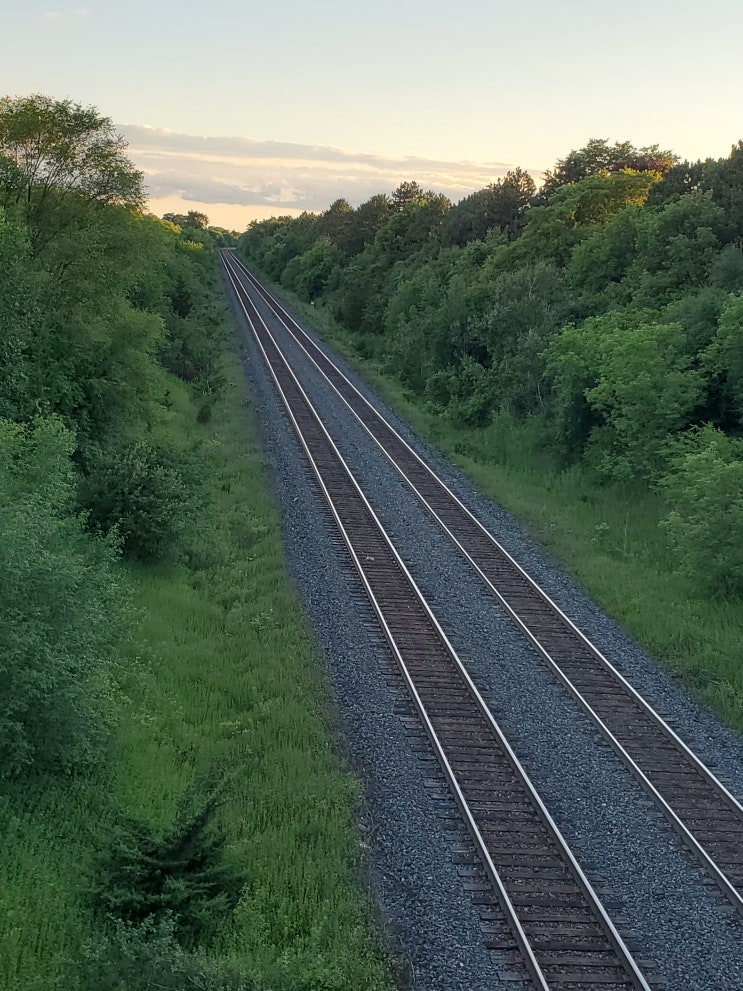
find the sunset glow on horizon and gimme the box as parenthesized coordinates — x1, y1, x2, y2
(4, 0, 742, 228)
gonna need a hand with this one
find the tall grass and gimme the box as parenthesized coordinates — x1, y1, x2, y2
(0, 289, 393, 990)
(0, 776, 105, 991)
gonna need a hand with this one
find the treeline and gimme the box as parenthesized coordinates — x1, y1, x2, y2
(238, 138, 743, 597)
(0, 93, 252, 987)
(0, 94, 230, 777)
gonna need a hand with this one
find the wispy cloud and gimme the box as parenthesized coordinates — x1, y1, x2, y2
(123, 125, 542, 226)
(42, 8, 90, 21)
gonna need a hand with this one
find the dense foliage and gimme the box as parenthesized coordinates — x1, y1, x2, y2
(0, 90, 233, 967)
(0, 96, 230, 781)
(0, 417, 122, 778)
(238, 137, 743, 598)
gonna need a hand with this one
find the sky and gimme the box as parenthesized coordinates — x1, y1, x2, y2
(2, 0, 742, 230)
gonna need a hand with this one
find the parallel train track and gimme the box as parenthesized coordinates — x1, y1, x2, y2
(222, 251, 652, 990)
(222, 250, 743, 922)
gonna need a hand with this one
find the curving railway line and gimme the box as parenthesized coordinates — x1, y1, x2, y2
(221, 250, 743, 925)
(221, 250, 652, 990)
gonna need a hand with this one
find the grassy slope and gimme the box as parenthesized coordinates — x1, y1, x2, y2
(0, 296, 393, 990)
(265, 288, 743, 735)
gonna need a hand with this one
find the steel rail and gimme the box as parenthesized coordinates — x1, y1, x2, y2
(222, 253, 652, 990)
(223, 250, 743, 917)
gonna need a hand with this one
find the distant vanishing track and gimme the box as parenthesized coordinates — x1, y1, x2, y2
(223, 249, 743, 922)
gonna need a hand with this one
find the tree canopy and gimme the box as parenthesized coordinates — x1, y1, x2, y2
(238, 134, 743, 597)
(0, 94, 144, 247)
(540, 138, 677, 198)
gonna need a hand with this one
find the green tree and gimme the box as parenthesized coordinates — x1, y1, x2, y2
(384, 261, 451, 392)
(442, 168, 537, 245)
(0, 417, 123, 778)
(566, 205, 642, 314)
(709, 244, 743, 292)
(547, 314, 705, 479)
(316, 197, 353, 246)
(340, 193, 392, 255)
(162, 211, 209, 230)
(1, 204, 170, 441)
(261, 212, 320, 281)
(79, 438, 194, 562)
(287, 238, 340, 300)
(0, 94, 144, 249)
(391, 180, 425, 210)
(509, 170, 660, 270)
(474, 261, 565, 415)
(185, 210, 209, 229)
(238, 215, 296, 270)
(540, 138, 676, 198)
(662, 287, 724, 346)
(568, 191, 725, 315)
(94, 790, 241, 947)
(625, 192, 724, 305)
(586, 321, 704, 479)
(372, 191, 451, 264)
(649, 141, 743, 242)
(661, 426, 743, 597)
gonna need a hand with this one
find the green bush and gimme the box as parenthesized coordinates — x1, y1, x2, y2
(80, 917, 252, 991)
(546, 314, 705, 479)
(160, 308, 226, 400)
(79, 439, 193, 561)
(661, 425, 743, 597)
(0, 417, 123, 777)
(445, 356, 495, 426)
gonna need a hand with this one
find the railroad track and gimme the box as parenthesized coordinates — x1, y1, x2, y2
(222, 252, 652, 990)
(222, 250, 743, 921)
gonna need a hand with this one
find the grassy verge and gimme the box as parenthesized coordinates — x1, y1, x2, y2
(256, 284, 743, 736)
(0, 284, 394, 990)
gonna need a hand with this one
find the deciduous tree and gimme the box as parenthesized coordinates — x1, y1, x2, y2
(540, 138, 676, 199)
(0, 94, 144, 248)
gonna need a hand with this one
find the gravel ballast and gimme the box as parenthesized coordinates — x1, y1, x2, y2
(227, 267, 743, 991)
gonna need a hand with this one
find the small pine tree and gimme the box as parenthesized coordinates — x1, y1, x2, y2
(94, 791, 243, 946)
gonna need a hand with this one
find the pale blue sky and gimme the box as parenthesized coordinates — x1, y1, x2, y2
(2, 0, 742, 228)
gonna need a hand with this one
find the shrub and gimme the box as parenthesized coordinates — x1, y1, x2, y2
(445, 356, 495, 426)
(160, 311, 226, 398)
(80, 917, 251, 991)
(547, 314, 705, 479)
(79, 438, 193, 561)
(0, 417, 123, 777)
(660, 425, 743, 597)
